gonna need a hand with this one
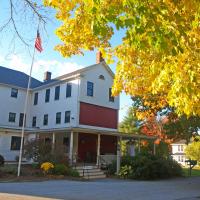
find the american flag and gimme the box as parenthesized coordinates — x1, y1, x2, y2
(35, 30, 43, 52)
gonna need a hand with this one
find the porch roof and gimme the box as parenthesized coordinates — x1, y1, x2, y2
(31, 127, 157, 141)
(0, 125, 35, 133)
(0, 126, 156, 140)
(73, 127, 156, 140)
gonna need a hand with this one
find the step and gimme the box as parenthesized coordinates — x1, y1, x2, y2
(76, 168, 101, 173)
(75, 166, 99, 170)
(73, 165, 107, 179)
(86, 174, 107, 179)
(79, 171, 105, 177)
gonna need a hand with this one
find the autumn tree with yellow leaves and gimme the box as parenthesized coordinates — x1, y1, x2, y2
(44, 0, 200, 117)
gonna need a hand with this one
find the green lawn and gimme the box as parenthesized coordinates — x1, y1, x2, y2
(182, 167, 200, 177)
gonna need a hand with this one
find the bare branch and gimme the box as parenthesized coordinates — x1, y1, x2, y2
(9, 0, 29, 46)
(23, 0, 46, 24)
(0, 18, 12, 32)
(0, 0, 49, 50)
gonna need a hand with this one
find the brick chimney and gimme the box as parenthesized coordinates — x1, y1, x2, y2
(96, 51, 104, 64)
(44, 71, 52, 82)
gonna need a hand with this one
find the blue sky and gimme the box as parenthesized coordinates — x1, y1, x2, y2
(0, 1, 132, 122)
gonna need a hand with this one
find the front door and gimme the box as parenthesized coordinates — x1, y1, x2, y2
(78, 133, 97, 163)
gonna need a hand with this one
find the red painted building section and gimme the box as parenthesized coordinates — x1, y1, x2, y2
(100, 135, 117, 155)
(78, 133, 117, 162)
(79, 102, 118, 129)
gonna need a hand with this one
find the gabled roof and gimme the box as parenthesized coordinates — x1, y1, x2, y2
(0, 61, 115, 90)
(32, 61, 115, 90)
(0, 66, 42, 89)
(54, 61, 114, 81)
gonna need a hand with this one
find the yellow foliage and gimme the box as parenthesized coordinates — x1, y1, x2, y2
(41, 162, 54, 173)
(44, 0, 200, 117)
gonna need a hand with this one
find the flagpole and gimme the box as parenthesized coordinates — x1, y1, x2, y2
(17, 46, 36, 177)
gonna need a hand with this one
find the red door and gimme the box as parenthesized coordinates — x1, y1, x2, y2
(78, 133, 97, 163)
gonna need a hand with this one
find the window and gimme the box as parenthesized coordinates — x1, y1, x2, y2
(87, 81, 94, 96)
(11, 88, 18, 98)
(56, 112, 61, 124)
(65, 111, 70, 123)
(45, 137, 51, 144)
(66, 83, 72, 98)
(178, 145, 183, 152)
(109, 88, 114, 102)
(19, 113, 25, 127)
(34, 92, 38, 105)
(43, 114, 48, 126)
(10, 136, 21, 150)
(99, 75, 105, 80)
(181, 145, 184, 151)
(179, 156, 181, 162)
(9, 112, 16, 122)
(45, 89, 50, 103)
(55, 86, 60, 100)
(181, 156, 184, 162)
(32, 116, 36, 127)
(63, 137, 69, 146)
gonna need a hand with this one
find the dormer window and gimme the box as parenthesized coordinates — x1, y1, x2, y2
(99, 75, 105, 80)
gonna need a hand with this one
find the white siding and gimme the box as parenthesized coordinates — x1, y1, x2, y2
(0, 64, 120, 160)
(0, 132, 20, 161)
(79, 63, 119, 110)
(171, 143, 187, 166)
(0, 85, 32, 128)
(171, 144, 186, 154)
(30, 79, 79, 129)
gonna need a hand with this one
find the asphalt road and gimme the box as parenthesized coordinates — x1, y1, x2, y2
(0, 177, 200, 200)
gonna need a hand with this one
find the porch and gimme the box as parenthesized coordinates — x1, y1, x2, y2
(34, 127, 157, 173)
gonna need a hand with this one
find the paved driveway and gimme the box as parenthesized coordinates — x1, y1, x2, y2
(0, 177, 200, 200)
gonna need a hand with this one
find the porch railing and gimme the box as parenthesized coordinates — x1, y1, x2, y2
(72, 154, 89, 179)
(97, 154, 117, 169)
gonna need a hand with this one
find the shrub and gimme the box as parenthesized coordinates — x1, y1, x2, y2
(50, 147, 69, 165)
(53, 164, 68, 175)
(119, 165, 133, 178)
(0, 165, 17, 175)
(119, 154, 182, 180)
(24, 139, 52, 164)
(107, 160, 117, 175)
(67, 168, 79, 177)
(40, 162, 54, 175)
(31, 163, 40, 169)
(24, 139, 68, 165)
(0, 155, 5, 166)
(0, 169, 4, 178)
(121, 155, 135, 166)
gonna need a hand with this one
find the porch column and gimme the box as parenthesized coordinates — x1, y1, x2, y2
(96, 134, 101, 166)
(52, 132, 55, 153)
(138, 138, 141, 153)
(116, 136, 122, 175)
(69, 131, 74, 165)
(153, 142, 156, 155)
